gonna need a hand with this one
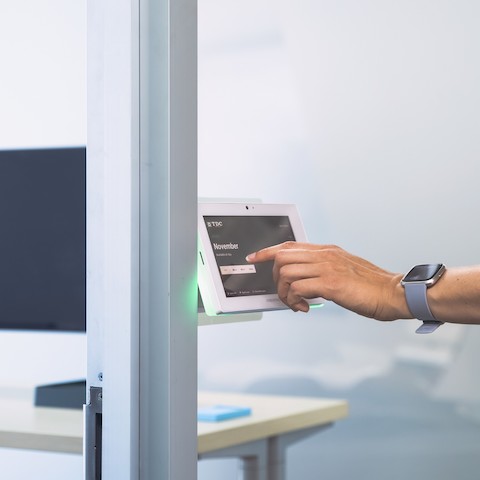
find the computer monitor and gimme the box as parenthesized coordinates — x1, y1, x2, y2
(0, 146, 86, 407)
(0, 146, 85, 331)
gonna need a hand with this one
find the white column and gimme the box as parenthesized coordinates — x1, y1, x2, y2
(86, 0, 197, 478)
(138, 0, 198, 478)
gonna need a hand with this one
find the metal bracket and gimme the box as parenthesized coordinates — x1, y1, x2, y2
(85, 386, 103, 480)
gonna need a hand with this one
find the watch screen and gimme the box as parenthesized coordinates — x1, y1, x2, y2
(404, 264, 443, 282)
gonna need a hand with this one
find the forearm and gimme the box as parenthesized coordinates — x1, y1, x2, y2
(427, 266, 480, 324)
(247, 241, 480, 324)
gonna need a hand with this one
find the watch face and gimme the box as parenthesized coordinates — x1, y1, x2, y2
(403, 264, 444, 283)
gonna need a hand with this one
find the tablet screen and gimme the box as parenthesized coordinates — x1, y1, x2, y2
(203, 215, 295, 297)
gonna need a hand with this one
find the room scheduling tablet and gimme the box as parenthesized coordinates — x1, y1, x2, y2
(198, 202, 324, 315)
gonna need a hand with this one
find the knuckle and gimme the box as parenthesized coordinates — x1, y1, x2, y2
(275, 249, 291, 263)
(277, 264, 288, 279)
(289, 282, 302, 298)
(322, 245, 344, 261)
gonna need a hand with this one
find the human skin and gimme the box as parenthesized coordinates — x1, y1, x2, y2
(246, 242, 480, 325)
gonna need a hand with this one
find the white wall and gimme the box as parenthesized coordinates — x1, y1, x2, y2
(0, 1, 86, 149)
(0, 1, 86, 478)
(198, 1, 480, 478)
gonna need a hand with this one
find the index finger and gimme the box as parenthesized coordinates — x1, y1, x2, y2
(246, 241, 320, 263)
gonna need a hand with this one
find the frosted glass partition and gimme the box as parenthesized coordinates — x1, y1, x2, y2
(198, 1, 480, 479)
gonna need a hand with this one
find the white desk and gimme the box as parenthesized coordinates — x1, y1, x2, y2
(0, 393, 83, 454)
(0, 390, 348, 479)
(198, 391, 348, 480)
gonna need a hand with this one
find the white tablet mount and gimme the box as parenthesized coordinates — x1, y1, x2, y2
(197, 198, 323, 324)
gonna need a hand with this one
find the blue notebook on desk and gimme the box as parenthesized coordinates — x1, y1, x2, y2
(197, 404, 252, 422)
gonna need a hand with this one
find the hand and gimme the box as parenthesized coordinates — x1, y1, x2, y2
(246, 242, 411, 320)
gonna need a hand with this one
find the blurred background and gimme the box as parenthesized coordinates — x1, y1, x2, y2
(197, 0, 480, 478)
(1, 0, 479, 478)
(0, 1, 85, 478)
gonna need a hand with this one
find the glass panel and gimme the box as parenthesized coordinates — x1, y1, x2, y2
(198, 1, 480, 478)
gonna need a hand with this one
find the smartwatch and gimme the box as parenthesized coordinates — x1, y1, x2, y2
(401, 264, 446, 334)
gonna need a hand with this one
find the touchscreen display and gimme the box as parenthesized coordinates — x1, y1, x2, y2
(203, 215, 296, 297)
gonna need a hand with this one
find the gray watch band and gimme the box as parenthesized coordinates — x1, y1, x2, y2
(404, 283, 436, 320)
(404, 283, 442, 334)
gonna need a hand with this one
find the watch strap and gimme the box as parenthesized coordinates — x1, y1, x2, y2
(415, 321, 443, 334)
(404, 282, 443, 334)
(404, 283, 436, 320)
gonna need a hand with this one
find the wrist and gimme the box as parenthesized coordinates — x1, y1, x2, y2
(374, 273, 413, 321)
(391, 273, 415, 320)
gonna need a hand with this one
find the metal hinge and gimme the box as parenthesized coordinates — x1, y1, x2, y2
(85, 386, 103, 480)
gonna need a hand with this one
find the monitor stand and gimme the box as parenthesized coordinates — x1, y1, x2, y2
(34, 379, 86, 409)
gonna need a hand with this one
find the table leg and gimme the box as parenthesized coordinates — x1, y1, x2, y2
(266, 423, 333, 480)
(240, 453, 268, 480)
(199, 439, 268, 480)
(266, 437, 285, 480)
(198, 423, 333, 480)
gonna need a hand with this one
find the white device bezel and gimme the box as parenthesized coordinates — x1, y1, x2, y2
(198, 202, 323, 316)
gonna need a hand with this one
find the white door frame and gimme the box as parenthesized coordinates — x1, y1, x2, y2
(86, 0, 198, 478)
